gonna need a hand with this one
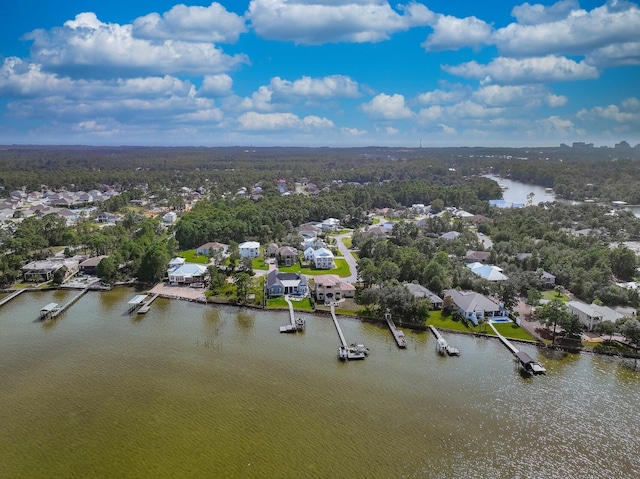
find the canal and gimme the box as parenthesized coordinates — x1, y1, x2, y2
(1, 288, 639, 478)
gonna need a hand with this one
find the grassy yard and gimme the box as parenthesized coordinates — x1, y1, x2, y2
(266, 297, 314, 311)
(276, 258, 351, 277)
(492, 322, 535, 341)
(542, 290, 570, 302)
(177, 250, 211, 265)
(426, 311, 478, 333)
(341, 237, 352, 249)
(251, 257, 270, 271)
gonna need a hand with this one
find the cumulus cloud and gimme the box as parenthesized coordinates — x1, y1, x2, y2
(421, 14, 492, 51)
(24, 12, 248, 79)
(577, 97, 640, 124)
(492, 1, 640, 60)
(586, 41, 640, 67)
(416, 86, 468, 105)
(360, 93, 413, 119)
(472, 84, 567, 108)
(237, 111, 334, 130)
(269, 75, 360, 99)
(199, 74, 234, 97)
(132, 2, 247, 43)
(443, 55, 599, 84)
(247, 0, 433, 44)
(342, 127, 368, 135)
(0, 57, 73, 97)
(511, 0, 579, 25)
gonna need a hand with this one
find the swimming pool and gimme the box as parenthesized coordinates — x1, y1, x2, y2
(491, 318, 512, 323)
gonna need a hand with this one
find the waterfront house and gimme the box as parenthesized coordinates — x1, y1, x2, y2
(404, 283, 443, 309)
(313, 274, 355, 302)
(167, 262, 208, 285)
(79, 255, 108, 276)
(443, 289, 505, 326)
(22, 258, 79, 283)
(567, 301, 625, 331)
(238, 241, 260, 259)
(266, 270, 308, 297)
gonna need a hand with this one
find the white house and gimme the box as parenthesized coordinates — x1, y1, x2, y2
(311, 247, 335, 269)
(167, 263, 208, 285)
(567, 301, 625, 331)
(239, 241, 260, 258)
(163, 211, 177, 223)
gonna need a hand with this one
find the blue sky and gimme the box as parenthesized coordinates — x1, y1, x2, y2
(1, 1, 638, 147)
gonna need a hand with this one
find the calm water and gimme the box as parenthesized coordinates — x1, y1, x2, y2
(1, 288, 639, 478)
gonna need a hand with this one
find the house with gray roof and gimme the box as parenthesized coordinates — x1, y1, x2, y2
(443, 289, 506, 326)
(404, 283, 443, 309)
(266, 270, 308, 297)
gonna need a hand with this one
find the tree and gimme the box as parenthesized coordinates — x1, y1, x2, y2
(621, 318, 640, 369)
(52, 266, 68, 285)
(610, 245, 638, 281)
(233, 271, 251, 304)
(594, 320, 617, 340)
(96, 256, 118, 284)
(498, 281, 519, 312)
(538, 299, 571, 345)
(137, 242, 169, 283)
(525, 288, 542, 319)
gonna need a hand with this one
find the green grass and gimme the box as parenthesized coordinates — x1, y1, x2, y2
(341, 237, 352, 249)
(371, 217, 380, 225)
(426, 311, 478, 333)
(177, 250, 211, 264)
(350, 252, 359, 261)
(492, 322, 535, 341)
(542, 290, 570, 302)
(251, 258, 270, 271)
(267, 297, 314, 311)
(278, 259, 350, 277)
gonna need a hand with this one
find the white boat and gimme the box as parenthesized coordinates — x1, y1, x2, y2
(436, 338, 448, 355)
(350, 343, 370, 355)
(499, 184, 509, 190)
(515, 351, 546, 375)
(446, 345, 460, 356)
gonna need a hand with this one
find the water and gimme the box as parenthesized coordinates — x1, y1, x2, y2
(1, 288, 639, 478)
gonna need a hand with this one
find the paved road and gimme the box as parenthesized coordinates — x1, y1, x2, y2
(335, 232, 358, 283)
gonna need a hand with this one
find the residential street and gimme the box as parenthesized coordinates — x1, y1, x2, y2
(335, 232, 358, 283)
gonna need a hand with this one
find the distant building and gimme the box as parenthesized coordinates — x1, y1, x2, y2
(163, 212, 177, 223)
(79, 255, 108, 276)
(567, 301, 624, 331)
(22, 258, 79, 282)
(238, 241, 260, 258)
(195, 242, 229, 256)
(404, 283, 443, 309)
(443, 289, 505, 326)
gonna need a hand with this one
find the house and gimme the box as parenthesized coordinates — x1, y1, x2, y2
(443, 289, 505, 326)
(360, 224, 391, 238)
(79, 255, 108, 276)
(567, 301, 625, 331)
(310, 247, 335, 269)
(321, 218, 340, 231)
(301, 237, 325, 251)
(298, 223, 322, 238)
(163, 212, 177, 223)
(266, 243, 280, 257)
(167, 262, 208, 285)
(195, 242, 228, 257)
(22, 258, 79, 282)
(239, 241, 260, 258)
(277, 246, 299, 267)
(313, 274, 355, 302)
(97, 212, 120, 223)
(404, 283, 443, 309)
(439, 231, 461, 241)
(467, 262, 508, 281)
(465, 250, 490, 264)
(541, 271, 556, 287)
(266, 270, 308, 297)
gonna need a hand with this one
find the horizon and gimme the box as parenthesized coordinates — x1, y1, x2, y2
(2, 1, 639, 147)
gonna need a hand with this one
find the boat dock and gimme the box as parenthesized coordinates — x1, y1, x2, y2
(40, 287, 90, 320)
(330, 303, 367, 360)
(488, 322, 545, 374)
(279, 295, 305, 333)
(0, 289, 26, 308)
(428, 325, 460, 356)
(385, 311, 406, 348)
(127, 294, 148, 313)
(137, 294, 159, 314)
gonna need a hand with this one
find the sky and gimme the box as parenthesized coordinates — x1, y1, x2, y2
(1, 0, 639, 147)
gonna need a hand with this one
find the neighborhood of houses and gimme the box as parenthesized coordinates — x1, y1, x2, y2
(3, 179, 639, 347)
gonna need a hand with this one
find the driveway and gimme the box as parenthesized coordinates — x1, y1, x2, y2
(335, 232, 358, 283)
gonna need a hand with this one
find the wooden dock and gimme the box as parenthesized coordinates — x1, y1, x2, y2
(127, 294, 148, 313)
(0, 289, 26, 308)
(279, 295, 305, 332)
(41, 287, 90, 320)
(488, 322, 545, 374)
(330, 303, 367, 360)
(428, 325, 460, 356)
(385, 311, 406, 348)
(137, 294, 159, 314)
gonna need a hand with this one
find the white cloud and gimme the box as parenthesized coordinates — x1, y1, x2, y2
(360, 93, 413, 119)
(472, 84, 567, 108)
(132, 2, 247, 43)
(493, 1, 640, 60)
(511, 0, 579, 25)
(0, 57, 73, 96)
(269, 75, 360, 99)
(199, 74, 234, 97)
(239, 86, 274, 111)
(342, 127, 368, 135)
(421, 14, 492, 51)
(577, 97, 640, 124)
(385, 126, 399, 134)
(438, 124, 457, 135)
(175, 108, 225, 123)
(416, 86, 468, 105)
(24, 12, 248, 79)
(443, 55, 599, 84)
(586, 41, 640, 67)
(238, 111, 334, 130)
(247, 0, 434, 44)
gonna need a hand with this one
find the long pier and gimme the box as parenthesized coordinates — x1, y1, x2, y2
(48, 287, 90, 320)
(137, 294, 159, 314)
(385, 312, 406, 348)
(279, 295, 304, 332)
(330, 303, 348, 348)
(488, 322, 545, 374)
(428, 325, 460, 356)
(0, 289, 26, 308)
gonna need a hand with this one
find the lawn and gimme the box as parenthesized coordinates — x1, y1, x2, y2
(341, 237, 352, 249)
(251, 257, 270, 271)
(267, 297, 314, 311)
(276, 258, 351, 277)
(426, 311, 478, 333)
(542, 290, 570, 302)
(492, 322, 535, 341)
(177, 249, 211, 265)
